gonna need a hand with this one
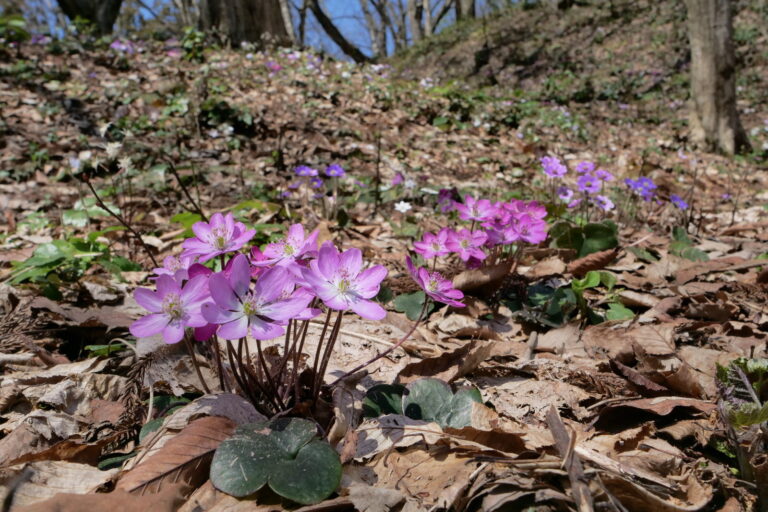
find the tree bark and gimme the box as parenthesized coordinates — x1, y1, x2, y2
(455, 0, 475, 19)
(308, 0, 370, 62)
(360, 0, 386, 57)
(198, 0, 291, 47)
(56, 0, 123, 34)
(684, 0, 749, 154)
(408, 0, 424, 43)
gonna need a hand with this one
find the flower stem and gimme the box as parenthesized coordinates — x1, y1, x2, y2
(329, 299, 430, 387)
(183, 334, 210, 394)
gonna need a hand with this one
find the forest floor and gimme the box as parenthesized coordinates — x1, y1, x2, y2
(1, 2, 768, 510)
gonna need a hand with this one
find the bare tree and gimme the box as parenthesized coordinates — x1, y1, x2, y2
(308, 0, 370, 62)
(455, 0, 475, 19)
(408, 0, 424, 43)
(55, 0, 123, 34)
(684, 0, 749, 154)
(198, 0, 291, 47)
(359, 0, 386, 57)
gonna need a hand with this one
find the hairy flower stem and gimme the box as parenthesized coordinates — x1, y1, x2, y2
(83, 178, 159, 267)
(211, 335, 227, 392)
(289, 318, 313, 403)
(313, 311, 343, 400)
(182, 334, 211, 394)
(330, 299, 430, 387)
(310, 309, 334, 387)
(256, 338, 285, 410)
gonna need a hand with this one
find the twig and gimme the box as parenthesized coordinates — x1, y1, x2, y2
(83, 178, 159, 267)
(183, 335, 211, 394)
(545, 406, 594, 512)
(523, 331, 539, 361)
(165, 160, 208, 222)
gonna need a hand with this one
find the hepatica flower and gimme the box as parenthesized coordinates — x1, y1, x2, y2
(203, 255, 311, 340)
(394, 201, 412, 213)
(182, 212, 256, 263)
(302, 242, 387, 320)
(557, 186, 574, 203)
(295, 165, 319, 177)
(455, 195, 495, 222)
(670, 194, 689, 210)
(447, 229, 487, 261)
(325, 164, 345, 177)
(153, 255, 194, 281)
(414, 228, 452, 259)
(130, 275, 209, 344)
(510, 215, 548, 244)
(625, 177, 657, 201)
(257, 223, 318, 267)
(576, 161, 595, 174)
(406, 256, 464, 308)
(577, 174, 601, 195)
(541, 156, 567, 178)
(593, 195, 615, 211)
(595, 169, 614, 181)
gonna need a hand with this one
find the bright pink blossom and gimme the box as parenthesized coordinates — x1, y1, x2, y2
(256, 223, 318, 268)
(413, 228, 452, 259)
(181, 212, 255, 263)
(130, 275, 209, 344)
(405, 256, 464, 308)
(446, 228, 487, 262)
(302, 242, 387, 320)
(454, 196, 496, 223)
(202, 254, 312, 340)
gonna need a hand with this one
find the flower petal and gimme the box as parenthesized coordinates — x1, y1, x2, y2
(317, 241, 339, 279)
(162, 322, 185, 344)
(217, 315, 249, 340)
(355, 265, 387, 298)
(350, 298, 386, 320)
(156, 275, 181, 297)
(134, 288, 163, 313)
(130, 313, 168, 338)
(248, 318, 285, 340)
(254, 266, 291, 303)
(209, 273, 239, 311)
(228, 254, 251, 298)
(338, 248, 363, 277)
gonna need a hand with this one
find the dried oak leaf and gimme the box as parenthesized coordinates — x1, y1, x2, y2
(566, 248, 620, 277)
(116, 416, 235, 496)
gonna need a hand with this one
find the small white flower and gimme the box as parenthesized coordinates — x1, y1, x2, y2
(394, 201, 411, 213)
(404, 179, 416, 189)
(105, 142, 122, 159)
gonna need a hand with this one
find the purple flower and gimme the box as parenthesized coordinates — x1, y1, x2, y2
(510, 216, 548, 244)
(454, 196, 496, 222)
(626, 177, 657, 201)
(110, 39, 136, 54)
(413, 228, 452, 259)
(577, 174, 601, 195)
(257, 223, 319, 268)
(153, 255, 194, 281)
(295, 165, 319, 177)
(265, 61, 283, 72)
(576, 161, 595, 174)
(405, 256, 464, 308)
(593, 195, 615, 211)
(595, 169, 614, 181)
(557, 186, 574, 202)
(541, 156, 567, 178)
(670, 194, 689, 210)
(203, 255, 312, 340)
(311, 177, 324, 189)
(182, 212, 256, 263)
(447, 229, 487, 262)
(302, 242, 387, 320)
(130, 275, 209, 344)
(326, 164, 345, 177)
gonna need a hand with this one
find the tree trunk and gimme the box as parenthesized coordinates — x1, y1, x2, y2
(423, 0, 433, 35)
(308, 0, 370, 62)
(408, 0, 424, 43)
(198, 0, 291, 47)
(56, 0, 123, 34)
(455, 0, 475, 19)
(684, 0, 749, 154)
(360, 0, 386, 57)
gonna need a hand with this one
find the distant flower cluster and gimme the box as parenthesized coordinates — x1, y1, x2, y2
(541, 156, 614, 211)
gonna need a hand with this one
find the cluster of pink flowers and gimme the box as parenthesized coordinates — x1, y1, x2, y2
(412, 196, 548, 268)
(130, 213, 388, 344)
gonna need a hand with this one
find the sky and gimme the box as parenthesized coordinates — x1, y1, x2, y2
(13, 0, 499, 60)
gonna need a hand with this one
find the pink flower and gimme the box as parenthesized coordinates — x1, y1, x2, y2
(256, 223, 319, 268)
(454, 196, 496, 222)
(510, 215, 548, 244)
(413, 228, 452, 259)
(447, 228, 487, 262)
(405, 256, 464, 308)
(182, 212, 255, 263)
(153, 255, 194, 281)
(130, 275, 210, 344)
(302, 242, 387, 320)
(391, 172, 404, 186)
(202, 255, 312, 340)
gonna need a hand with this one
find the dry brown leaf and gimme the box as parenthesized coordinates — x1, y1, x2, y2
(116, 416, 235, 495)
(452, 261, 512, 293)
(567, 247, 620, 277)
(14, 484, 186, 512)
(395, 339, 493, 385)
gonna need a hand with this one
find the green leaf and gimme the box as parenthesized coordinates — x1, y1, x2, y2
(403, 378, 452, 422)
(579, 221, 618, 257)
(269, 440, 342, 505)
(211, 418, 341, 505)
(572, 271, 600, 293)
(394, 291, 432, 321)
(605, 302, 635, 321)
(728, 402, 768, 428)
(598, 271, 617, 291)
(626, 246, 659, 263)
(678, 246, 709, 262)
(402, 378, 483, 429)
(139, 417, 164, 443)
(62, 209, 90, 227)
(363, 384, 405, 417)
(375, 285, 393, 305)
(84, 343, 126, 357)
